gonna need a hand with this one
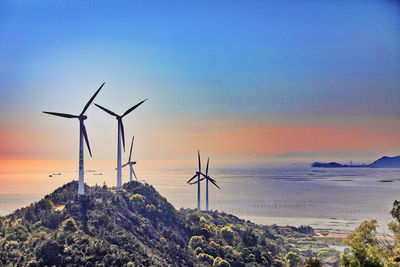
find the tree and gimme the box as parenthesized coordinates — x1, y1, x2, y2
(391, 200, 400, 223)
(189, 235, 204, 249)
(285, 252, 302, 267)
(340, 220, 383, 267)
(242, 228, 257, 246)
(36, 240, 63, 266)
(220, 226, 234, 245)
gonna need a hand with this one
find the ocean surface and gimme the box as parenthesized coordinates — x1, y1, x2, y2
(1, 160, 400, 234)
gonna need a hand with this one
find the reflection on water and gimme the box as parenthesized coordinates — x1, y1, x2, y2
(1, 160, 399, 234)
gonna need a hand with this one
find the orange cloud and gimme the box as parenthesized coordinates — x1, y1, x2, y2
(1, 124, 399, 160)
(145, 126, 400, 159)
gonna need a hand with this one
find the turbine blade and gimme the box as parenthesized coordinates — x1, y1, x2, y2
(198, 150, 201, 172)
(122, 99, 147, 117)
(190, 177, 206, 184)
(199, 172, 207, 178)
(131, 167, 138, 181)
(187, 173, 198, 183)
(81, 123, 92, 157)
(209, 178, 220, 189)
(129, 136, 134, 162)
(121, 162, 129, 168)
(80, 82, 104, 116)
(120, 120, 125, 152)
(206, 158, 209, 176)
(43, 111, 78, 119)
(199, 172, 217, 183)
(206, 176, 217, 183)
(94, 103, 118, 117)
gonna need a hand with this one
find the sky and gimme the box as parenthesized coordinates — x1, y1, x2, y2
(0, 0, 399, 163)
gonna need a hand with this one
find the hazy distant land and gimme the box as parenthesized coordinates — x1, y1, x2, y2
(312, 155, 400, 168)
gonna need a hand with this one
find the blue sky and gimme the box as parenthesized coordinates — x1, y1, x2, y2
(0, 0, 399, 160)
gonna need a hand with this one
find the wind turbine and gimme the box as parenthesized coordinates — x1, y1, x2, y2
(94, 99, 147, 190)
(121, 136, 137, 182)
(43, 82, 104, 196)
(188, 157, 220, 211)
(187, 151, 203, 211)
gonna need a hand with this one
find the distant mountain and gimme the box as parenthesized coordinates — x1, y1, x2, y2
(312, 155, 400, 168)
(369, 155, 400, 168)
(0, 181, 337, 266)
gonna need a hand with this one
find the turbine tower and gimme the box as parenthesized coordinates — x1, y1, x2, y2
(43, 82, 104, 196)
(189, 157, 220, 211)
(121, 136, 137, 182)
(187, 151, 202, 210)
(95, 99, 146, 190)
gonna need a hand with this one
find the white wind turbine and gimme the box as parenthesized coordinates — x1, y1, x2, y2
(94, 99, 147, 190)
(121, 136, 138, 182)
(43, 83, 104, 196)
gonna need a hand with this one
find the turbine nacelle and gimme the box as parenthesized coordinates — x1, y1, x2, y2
(95, 99, 147, 153)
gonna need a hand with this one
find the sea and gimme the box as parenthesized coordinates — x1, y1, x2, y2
(1, 159, 400, 234)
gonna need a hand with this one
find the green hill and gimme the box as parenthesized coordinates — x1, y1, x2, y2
(0, 181, 337, 266)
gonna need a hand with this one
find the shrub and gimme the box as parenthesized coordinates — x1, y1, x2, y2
(210, 240, 220, 248)
(195, 247, 203, 255)
(130, 193, 145, 203)
(200, 227, 211, 239)
(36, 199, 53, 210)
(6, 224, 29, 242)
(272, 258, 286, 267)
(213, 256, 231, 267)
(197, 253, 214, 264)
(316, 251, 329, 258)
(186, 213, 200, 223)
(36, 240, 63, 266)
(285, 252, 302, 267)
(200, 216, 207, 224)
(63, 218, 77, 232)
(303, 257, 322, 267)
(242, 228, 257, 246)
(189, 235, 204, 249)
(145, 204, 157, 213)
(221, 226, 234, 244)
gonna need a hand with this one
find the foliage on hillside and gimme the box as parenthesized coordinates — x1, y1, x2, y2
(0, 181, 336, 266)
(181, 209, 337, 266)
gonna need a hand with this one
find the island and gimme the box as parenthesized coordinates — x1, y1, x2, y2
(312, 155, 400, 168)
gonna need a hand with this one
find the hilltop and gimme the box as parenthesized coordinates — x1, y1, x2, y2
(369, 155, 400, 168)
(0, 181, 338, 266)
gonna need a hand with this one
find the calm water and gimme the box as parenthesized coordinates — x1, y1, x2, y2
(1, 160, 399, 234)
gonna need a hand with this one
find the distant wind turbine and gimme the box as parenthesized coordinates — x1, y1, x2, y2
(121, 136, 138, 182)
(95, 99, 147, 190)
(187, 151, 203, 211)
(43, 82, 104, 196)
(189, 157, 220, 211)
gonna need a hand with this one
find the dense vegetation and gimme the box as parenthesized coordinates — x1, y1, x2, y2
(0, 181, 336, 266)
(341, 200, 400, 266)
